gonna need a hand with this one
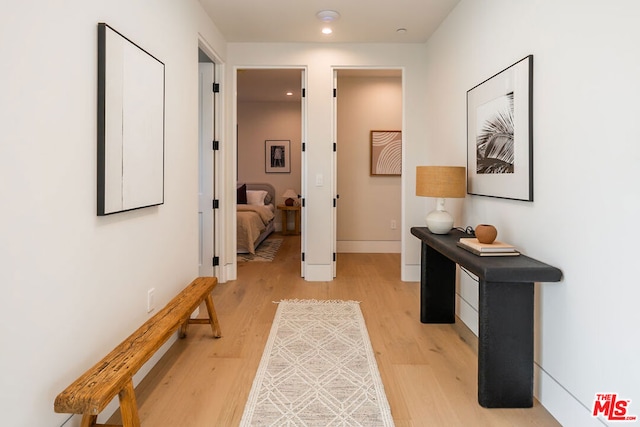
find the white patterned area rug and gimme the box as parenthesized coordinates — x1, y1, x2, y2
(240, 300, 395, 427)
(238, 238, 283, 262)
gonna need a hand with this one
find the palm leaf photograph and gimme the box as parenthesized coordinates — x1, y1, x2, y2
(476, 92, 514, 174)
(466, 55, 533, 201)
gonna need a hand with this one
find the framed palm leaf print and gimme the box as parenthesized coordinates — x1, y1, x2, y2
(466, 55, 533, 201)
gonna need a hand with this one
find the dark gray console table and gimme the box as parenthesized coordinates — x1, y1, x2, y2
(410, 227, 562, 408)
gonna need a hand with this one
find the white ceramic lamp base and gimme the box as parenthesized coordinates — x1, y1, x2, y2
(425, 198, 454, 234)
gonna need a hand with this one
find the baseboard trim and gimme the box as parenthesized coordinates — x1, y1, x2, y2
(401, 264, 420, 282)
(337, 240, 400, 253)
(535, 366, 600, 426)
(223, 262, 236, 282)
(451, 316, 595, 426)
(304, 264, 333, 281)
(451, 315, 478, 355)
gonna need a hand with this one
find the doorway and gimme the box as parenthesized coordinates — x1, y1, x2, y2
(333, 69, 403, 267)
(236, 68, 306, 275)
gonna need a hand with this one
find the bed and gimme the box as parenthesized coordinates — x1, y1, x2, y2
(237, 183, 276, 254)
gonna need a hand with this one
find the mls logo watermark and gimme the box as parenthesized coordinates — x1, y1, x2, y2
(593, 394, 637, 422)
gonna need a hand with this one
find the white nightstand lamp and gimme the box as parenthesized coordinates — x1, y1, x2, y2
(282, 189, 298, 206)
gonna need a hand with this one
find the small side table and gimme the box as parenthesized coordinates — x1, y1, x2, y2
(277, 205, 300, 235)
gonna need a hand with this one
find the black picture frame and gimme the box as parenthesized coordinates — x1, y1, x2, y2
(265, 140, 291, 173)
(466, 55, 533, 201)
(97, 23, 165, 215)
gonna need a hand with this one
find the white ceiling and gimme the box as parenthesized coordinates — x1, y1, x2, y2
(212, 1, 458, 102)
(199, 0, 460, 44)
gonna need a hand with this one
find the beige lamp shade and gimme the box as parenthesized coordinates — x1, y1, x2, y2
(416, 166, 466, 234)
(282, 189, 298, 206)
(282, 189, 298, 199)
(416, 166, 466, 198)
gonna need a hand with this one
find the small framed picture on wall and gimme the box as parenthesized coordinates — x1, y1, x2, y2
(370, 130, 402, 176)
(265, 140, 291, 173)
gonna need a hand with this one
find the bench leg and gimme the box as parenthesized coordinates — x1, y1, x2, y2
(119, 379, 141, 427)
(204, 293, 222, 338)
(180, 293, 222, 339)
(178, 320, 189, 338)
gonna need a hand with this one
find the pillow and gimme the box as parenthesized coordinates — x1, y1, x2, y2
(264, 193, 272, 205)
(246, 190, 268, 206)
(237, 184, 247, 204)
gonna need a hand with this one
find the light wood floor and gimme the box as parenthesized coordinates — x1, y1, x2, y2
(111, 233, 560, 426)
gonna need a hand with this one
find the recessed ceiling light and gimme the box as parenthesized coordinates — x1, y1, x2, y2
(396, 28, 408, 34)
(286, 92, 293, 96)
(317, 10, 340, 36)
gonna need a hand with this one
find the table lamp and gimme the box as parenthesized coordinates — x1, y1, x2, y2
(416, 166, 466, 234)
(282, 189, 298, 206)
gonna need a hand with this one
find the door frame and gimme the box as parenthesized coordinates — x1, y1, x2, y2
(198, 61, 215, 278)
(197, 38, 226, 282)
(233, 66, 307, 278)
(331, 67, 405, 273)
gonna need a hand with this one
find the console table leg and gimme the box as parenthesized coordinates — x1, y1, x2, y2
(478, 280, 534, 408)
(420, 243, 456, 323)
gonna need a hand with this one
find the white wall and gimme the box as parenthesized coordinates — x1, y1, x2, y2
(336, 75, 402, 253)
(0, 2, 225, 426)
(423, 1, 640, 425)
(226, 44, 428, 280)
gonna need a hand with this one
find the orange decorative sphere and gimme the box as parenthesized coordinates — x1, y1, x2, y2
(475, 224, 497, 244)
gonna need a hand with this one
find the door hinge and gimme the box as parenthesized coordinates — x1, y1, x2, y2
(301, 252, 305, 262)
(212, 140, 219, 150)
(333, 253, 336, 262)
(302, 142, 306, 152)
(333, 142, 337, 152)
(333, 198, 337, 208)
(213, 83, 220, 93)
(212, 256, 219, 267)
(212, 199, 219, 209)
(302, 88, 306, 98)
(301, 198, 305, 207)
(333, 88, 337, 97)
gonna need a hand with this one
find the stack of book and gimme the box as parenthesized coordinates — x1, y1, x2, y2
(457, 238, 520, 256)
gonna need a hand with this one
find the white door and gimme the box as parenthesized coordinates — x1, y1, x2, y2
(332, 70, 338, 277)
(198, 63, 215, 277)
(300, 69, 307, 277)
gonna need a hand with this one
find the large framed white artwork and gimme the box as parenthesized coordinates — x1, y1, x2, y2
(97, 23, 165, 215)
(467, 55, 533, 201)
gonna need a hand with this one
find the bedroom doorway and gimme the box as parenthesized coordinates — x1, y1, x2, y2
(333, 69, 403, 276)
(236, 68, 305, 275)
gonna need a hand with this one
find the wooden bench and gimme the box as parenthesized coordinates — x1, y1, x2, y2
(54, 277, 222, 427)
